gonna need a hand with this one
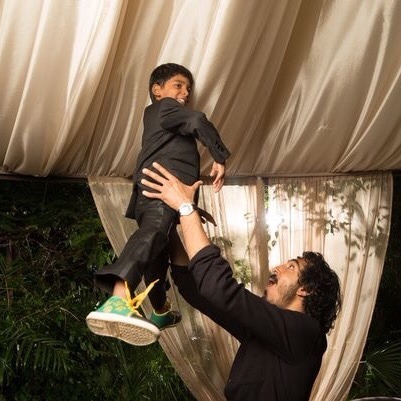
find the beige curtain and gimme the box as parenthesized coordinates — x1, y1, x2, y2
(266, 173, 393, 401)
(89, 173, 392, 401)
(88, 176, 267, 401)
(2, 0, 401, 177)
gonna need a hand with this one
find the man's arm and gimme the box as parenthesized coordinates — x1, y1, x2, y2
(141, 162, 210, 259)
(170, 262, 246, 341)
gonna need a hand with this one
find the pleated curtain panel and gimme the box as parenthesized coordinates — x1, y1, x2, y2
(1, 1, 399, 400)
(2, 0, 401, 176)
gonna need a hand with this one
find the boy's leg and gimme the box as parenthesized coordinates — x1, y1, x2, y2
(87, 197, 176, 345)
(168, 227, 206, 310)
(145, 235, 182, 330)
(146, 226, 189, 329)
(169, 226, 190, 266)
(93, 228, 164, 294)
(144, 251, 169, 311)
(86, 228, 162, 346)
(93, 194, 176, 293)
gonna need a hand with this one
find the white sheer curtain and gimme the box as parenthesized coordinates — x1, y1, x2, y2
(266, 173, 393, 401)
(88, 176, 266, 401)
(89, 173, 392, 400)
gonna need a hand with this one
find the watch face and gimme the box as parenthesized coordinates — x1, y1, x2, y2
(179, 203, 195, 216)
(182, 205, 191, 213)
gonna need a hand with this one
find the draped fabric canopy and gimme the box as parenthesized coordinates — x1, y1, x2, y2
(1, 0, 401, 178)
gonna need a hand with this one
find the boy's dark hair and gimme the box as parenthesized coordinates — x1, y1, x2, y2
(299, 251, 342, 334)
(149, 63, 194, 103)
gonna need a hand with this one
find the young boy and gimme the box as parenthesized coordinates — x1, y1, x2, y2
(86, 63, 231, 346)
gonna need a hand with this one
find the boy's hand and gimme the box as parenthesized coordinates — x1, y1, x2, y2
(141, 162, 202, 210)
(210, 161, 226, 192)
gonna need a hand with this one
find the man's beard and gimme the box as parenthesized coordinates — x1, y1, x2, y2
(276, 282, 299, 308)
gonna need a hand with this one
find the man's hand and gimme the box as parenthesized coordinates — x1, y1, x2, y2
(209, 161, 225, 192)
(141, 162, 203, 210)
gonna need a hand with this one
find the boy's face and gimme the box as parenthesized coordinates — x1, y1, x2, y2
(152, 74, 191, 105)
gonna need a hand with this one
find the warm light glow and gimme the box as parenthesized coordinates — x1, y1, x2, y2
(265, 210, 285, 234)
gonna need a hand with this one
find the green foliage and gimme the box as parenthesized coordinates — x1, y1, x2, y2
(348, 337, 401, 399)
(371, 175, 401, 338)
(211, 236, 252, 285)
(0, 180, 195, 401)
(233, 259, 251, 285)
(348, 174, 401, 398)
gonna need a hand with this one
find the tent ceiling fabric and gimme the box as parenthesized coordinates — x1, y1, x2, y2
(1, 0, 401, 179)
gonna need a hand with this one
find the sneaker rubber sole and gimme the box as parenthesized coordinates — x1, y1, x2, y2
(86, 311, 160, 346)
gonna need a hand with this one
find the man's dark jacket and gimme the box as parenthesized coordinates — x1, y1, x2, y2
(171, 245, 327, 401)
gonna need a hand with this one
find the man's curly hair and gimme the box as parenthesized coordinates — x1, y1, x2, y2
(299, 251, 341, 334)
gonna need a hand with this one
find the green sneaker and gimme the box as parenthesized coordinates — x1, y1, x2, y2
(86, 296, 160, 346)
(150, 309, 182, 330)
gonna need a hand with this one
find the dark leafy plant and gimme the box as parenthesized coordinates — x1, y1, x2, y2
(347, 174, 401, 399)
(348, 337, 401, 399)
(0, 180, 195, 401)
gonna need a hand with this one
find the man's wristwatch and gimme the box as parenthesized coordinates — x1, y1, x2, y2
(178, 202, 197, 216)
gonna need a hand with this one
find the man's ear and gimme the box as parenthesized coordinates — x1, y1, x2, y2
(152, 83, 161, 99)
(297, 286, 310, 297)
